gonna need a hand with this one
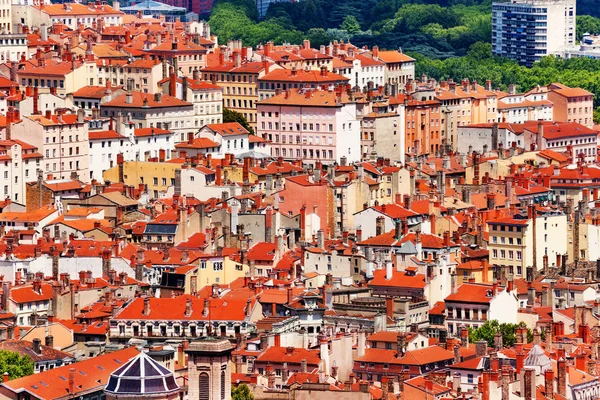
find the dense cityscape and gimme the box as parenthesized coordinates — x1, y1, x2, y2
(0, 0, 594, 399)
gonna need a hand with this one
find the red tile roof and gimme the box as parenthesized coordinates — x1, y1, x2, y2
(205, 122, 248, 136)
(255, 346, 321, 366)
(114, 295, 254, 321)
(2, 347, 139, 399)
(359, 231, 456, 249)
(376, 51, 415, 63)
(445, 283, 504, 304)
(368, 269, 427, 290)
(372, 203, 418, 219)
(175, 137, 219, 149)
(260, 69, 349, 83)
(102, 92, 191, 108)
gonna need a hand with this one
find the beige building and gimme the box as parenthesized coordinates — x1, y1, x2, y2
(101, 91, 194, 143)
(487, 208, 567, 277)
(121, 58, 163, 94)
(159, 74, 223, 128)
(12, 110, 90, 182)
(17, 57, 99, 96)
(25, 3, 123, 30)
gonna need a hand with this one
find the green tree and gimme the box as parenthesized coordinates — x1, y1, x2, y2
(594, 107, 600, 124)
(468, 320, 531, 348)
(223, 108, 254, 135)
(306, 28, 331, 47)
(577, 15, 600, 40)
(0, 351, 34, 380)
(341, 15, 361, 34)
(232, 384, 254, 400)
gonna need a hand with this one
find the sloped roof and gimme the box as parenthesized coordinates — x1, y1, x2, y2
(1, 347, 139, 399)
(105, 351, 179, 395)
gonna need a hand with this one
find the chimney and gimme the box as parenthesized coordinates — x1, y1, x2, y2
(523, 367, 534, 400)
(203, 298, 209, 317)
(32, 338, 41, 355)
(396, 334, 406, 357)
(494, 331, 503, 351)
(475, 340, 487, 357)
(185, 297, 192, 316)
(459, 326, 468, 347)
(45, 335, 53, 348)
(557, 357, 566, 397)
(453, 345, 461, 364)
(394, 219, 403, 240)
(143, 297, 150, 315)
(68, 368, 75, 393)
(386, 260, 393, 281)
(544, 368, 554, 399)
(516, 350, 524, 374)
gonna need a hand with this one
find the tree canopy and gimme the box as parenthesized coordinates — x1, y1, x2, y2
(468, 320, 531, 348)
(209, 0, 599, 57)
(223, 108, 255, 135)
(0, 351, 35, 380)
(232, 384, 254, 400)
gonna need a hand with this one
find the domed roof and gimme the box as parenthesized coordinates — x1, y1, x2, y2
(105, 350, 179, 396)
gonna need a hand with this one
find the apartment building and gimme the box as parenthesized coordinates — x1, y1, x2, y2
(257, 66, 349, 100)
(492, 0, 576, 66)
(17, 56, 99, 96)
(0, 34, 27, 62)
(256, 89, 360, 165)
(487, 207, 567, 277)
(547, 83, 594, 127)
(159, 74, 223, 128)
(120, 58, 163, 94)
(445, 282, 518, 334)
(27, 2, 123, 30)
(101, 91, 194, 143)
(202, 58, 277, 130)
(12, 110, 90, 182)
(145, 39, 210, 78)
(374, 47, 415, 85)
(0, 137, 42, 203)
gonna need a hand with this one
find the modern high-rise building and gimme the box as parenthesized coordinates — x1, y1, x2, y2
(492, 0, 576, 66)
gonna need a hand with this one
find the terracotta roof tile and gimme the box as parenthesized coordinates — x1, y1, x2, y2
(102, 92, 191, 108)
(2, 347, 139, 399)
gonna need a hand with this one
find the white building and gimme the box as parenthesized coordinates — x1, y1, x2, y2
(497, 91, 553, 124)
(25, 3, 123, 31)
(562, 33, 600, 59)
(0, 34, 27, 62)
(492, 0, 576, 66)
(159, 74, 223, 129)
(11, 110, 91, 182)
(0, 138, 42, 204)
(88, 118, 177, 182)
(196, 122, 249, 158)
(101, 91, 194, 143)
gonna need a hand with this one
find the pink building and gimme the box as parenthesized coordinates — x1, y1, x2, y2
(547, 83, 594, 127)
(256, 89, 360, 165)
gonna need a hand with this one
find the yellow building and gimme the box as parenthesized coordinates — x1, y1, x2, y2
(201, 58, 279, 131)
(103, 160, 180, 198)
(180, 255, 249, 293)
(456, 260, 492, 284)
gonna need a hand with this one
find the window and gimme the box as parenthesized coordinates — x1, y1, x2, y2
(199, 373, 210, 400)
